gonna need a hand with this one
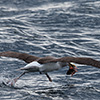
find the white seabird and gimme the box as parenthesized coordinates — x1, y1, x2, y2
(0, 51, 100, 86)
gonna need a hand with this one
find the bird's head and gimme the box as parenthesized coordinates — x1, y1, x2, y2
(67, 63, 78, 76)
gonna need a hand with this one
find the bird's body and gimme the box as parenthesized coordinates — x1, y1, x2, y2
(39, 62, 64, 73)
(4, 61, 68, 87)
(20, 61, 67, 73)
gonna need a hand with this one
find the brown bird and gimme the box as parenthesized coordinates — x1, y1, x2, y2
(0, 51, 100, 86)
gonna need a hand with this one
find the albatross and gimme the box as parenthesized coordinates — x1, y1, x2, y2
(0, 51, 100, 86)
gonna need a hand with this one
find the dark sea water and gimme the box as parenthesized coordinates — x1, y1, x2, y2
(0, 0, 100, 100)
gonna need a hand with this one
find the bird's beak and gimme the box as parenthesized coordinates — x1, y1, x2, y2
(67, 63, 78, 76)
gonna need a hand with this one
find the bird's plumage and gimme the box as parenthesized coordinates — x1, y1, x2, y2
(19, 61, 42, 72)
(0, 51, 100, 68)
(0, 51, 39, 63)
(1, 51, 100, 86)
(19, 61, 66, 73)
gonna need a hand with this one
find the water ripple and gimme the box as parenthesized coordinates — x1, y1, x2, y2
(0, 0, 100, 100)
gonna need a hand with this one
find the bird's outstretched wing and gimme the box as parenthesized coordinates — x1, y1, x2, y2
(47, 57, 100, 68)
(0, 51, 100, 69)
(0, 51, 40, 63)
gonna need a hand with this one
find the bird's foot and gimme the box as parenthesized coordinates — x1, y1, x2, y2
(3, 77, 18, 87)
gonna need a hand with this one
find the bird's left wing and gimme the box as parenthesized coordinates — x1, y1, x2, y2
(0, 51, 40, 63)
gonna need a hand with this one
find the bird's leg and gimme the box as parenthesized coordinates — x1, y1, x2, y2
(45, 73, 52, 82)
(39, 72, 52, 82)
(5, 72, 26, 87)
(14, 71, 26, 81)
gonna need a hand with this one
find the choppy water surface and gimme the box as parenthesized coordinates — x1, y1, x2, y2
(0, 0, 100, 100)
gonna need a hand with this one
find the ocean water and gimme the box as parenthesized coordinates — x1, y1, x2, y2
(0, 0, 100, 100)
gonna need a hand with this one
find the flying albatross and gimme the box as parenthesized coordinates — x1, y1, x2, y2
(0, 51, 100, 86)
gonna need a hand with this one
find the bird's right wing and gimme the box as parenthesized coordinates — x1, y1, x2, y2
(48, 57, 100, 69)
(0, 51, 40, 63)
